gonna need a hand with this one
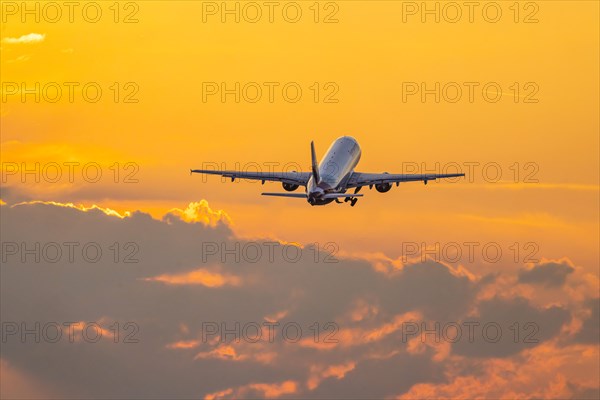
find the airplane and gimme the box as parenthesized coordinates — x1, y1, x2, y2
(191, 136, 464, 207)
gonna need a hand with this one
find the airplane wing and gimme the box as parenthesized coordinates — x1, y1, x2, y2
(190, 169, 311, 186)
(346, 172, 465, 188)
(261, 192, 364, 199)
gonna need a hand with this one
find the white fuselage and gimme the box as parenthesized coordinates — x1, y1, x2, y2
(307, 136, 361, 205)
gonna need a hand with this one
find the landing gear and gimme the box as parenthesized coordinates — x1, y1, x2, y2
(341, 196, 358, 206)
(349, 187, 360, 207)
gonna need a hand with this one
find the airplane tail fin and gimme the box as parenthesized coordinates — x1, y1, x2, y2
(311, 141, 320, 183)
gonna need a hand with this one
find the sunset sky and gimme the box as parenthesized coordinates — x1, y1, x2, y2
(1, 1, 599, 399)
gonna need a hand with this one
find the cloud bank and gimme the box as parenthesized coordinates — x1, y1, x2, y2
(0, 200, 598, 399)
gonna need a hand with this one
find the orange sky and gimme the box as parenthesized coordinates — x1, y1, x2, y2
(2, 1, 598, 273)
(1, 3, 599, 396)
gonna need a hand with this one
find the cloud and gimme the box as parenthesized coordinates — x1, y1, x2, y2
(572, 298, 600, 344)
(401, 342, 600, 399)
(2, 33, 45, 44)
(205, 380, 298, 400)
(519, 260, 575, 287)
(0, 200, 597, 399)
(11, 200, 131, 218)
(307, 362, 355, 390)
(0, 359, 58, 399)
(167, 200, 231, 227)
(6, 54, 31, 63)
(144, 267, 241, 287)
(452, 296, 571, 358)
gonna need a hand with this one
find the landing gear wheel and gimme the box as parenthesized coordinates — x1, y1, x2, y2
(350, 198, 358, 207)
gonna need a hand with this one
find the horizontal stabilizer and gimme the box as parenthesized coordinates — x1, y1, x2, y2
(322, 193, 364, 199)
(261, 192, 307, 198)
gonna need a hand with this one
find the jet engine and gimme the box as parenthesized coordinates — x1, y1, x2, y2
(375, 172, 392, 192)
(282, 182, 299, 191)
(375, 183, 392, 193)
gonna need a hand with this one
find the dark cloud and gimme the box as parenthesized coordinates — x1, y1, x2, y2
(518, 261, 575, 287)
(0, 201, 596, 399)
(379, 261, 478, 321)
(453, 296, 571, 358)
(311, 352, 444, 399)
(573, 298, 600, 344)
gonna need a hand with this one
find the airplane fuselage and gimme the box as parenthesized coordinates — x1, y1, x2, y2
(307, 136, 361, 205)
